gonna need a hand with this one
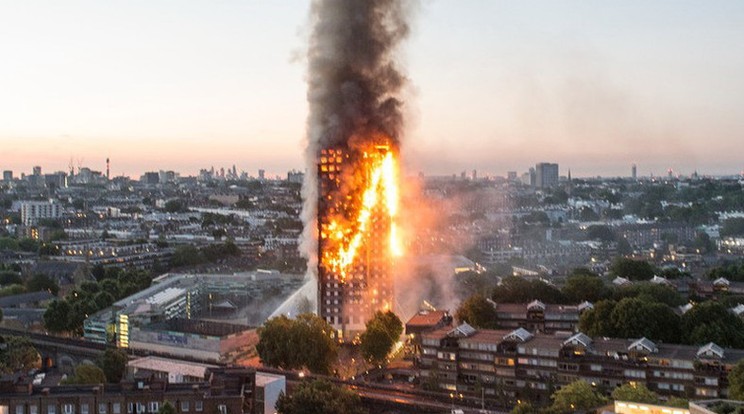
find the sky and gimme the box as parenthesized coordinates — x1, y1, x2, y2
(1, 1, 743, 178)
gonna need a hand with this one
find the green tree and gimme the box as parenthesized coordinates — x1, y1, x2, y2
(44, 300, 72, 333)
(550, 380, 607, 414)
(164, 199, 186, 213)
(257, 315, 296, 369)
(613, 282, 685, 307)
(17, 237, 39, 252)
(578, 300, 617, 337)
(0, 237, 20, 251)
(721, 218, 744, 237)
(256, 313, 337, 375)
(158, 402, 176, 414)
(276, 380, 367, 414)
(610, 298, 681, 343)
(0, 335, 41, 374)
(99, 348, 128, 383)
(681, 301, 744, 347)
(64, 364, 107, 384)
(359, 311, 403, 365)
(666, 397, 689, 409)
(611, 383, 658, 404)
(510, 402, 536, 414)
(455, 294, 499, 329)
(0, 284, 26, 297)
(0, 270, 23, 285)
(610, 258, 655, 281)
(586, 225, 616, 242)
(727, 359, 744, 400)
(562, 272, 608, 303)
(492, 276, 565, 304)
(26, 273, 60, 295)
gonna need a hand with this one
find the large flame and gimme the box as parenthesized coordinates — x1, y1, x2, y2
(321, 144, 402, 282)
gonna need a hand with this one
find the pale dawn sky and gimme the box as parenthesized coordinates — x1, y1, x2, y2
(1, 1, 743, 178)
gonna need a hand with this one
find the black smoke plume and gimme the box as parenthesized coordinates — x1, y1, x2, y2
(300, 0, 413, 280)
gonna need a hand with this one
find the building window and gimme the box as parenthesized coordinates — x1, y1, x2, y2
(148, 403, 158, 413)
(112, 404, 120, 414)
(30, 406, 38, 414)
(17, 405, 25, 414)
(194, 402, 203, 413)
(127, 404, 133, 414)
(217, 405, 227, 414)
(98, 404, 107, 414)
(180, 402, 189, 412)
(80, 405, 88, 414)
(47, 406, 56, 414)
(135, 404, 145, 414)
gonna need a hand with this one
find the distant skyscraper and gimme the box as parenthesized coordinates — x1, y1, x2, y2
(258, 169, 265, 180)
(32, 166, 42, 176)
(507, 171, 517, 181)
(632, 163, 637, 180)
(2, 171, 12, 182)
(535, 162, 559, 188)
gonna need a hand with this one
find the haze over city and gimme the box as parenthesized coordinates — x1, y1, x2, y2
(1, 1, 743, 178)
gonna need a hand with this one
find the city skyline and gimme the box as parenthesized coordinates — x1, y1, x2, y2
(2, 1, 744, 177)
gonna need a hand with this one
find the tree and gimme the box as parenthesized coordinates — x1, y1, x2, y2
(359, 311, 403, 365)
(492, 276, 565, 304)
(164, 199, 186, 213)
(26, 273, 60, 295)
(727, 359, 744, 400)
(455, 294, 499, 329)
(610, 298, 681, 343)
(510, 402, 536, 414)
(99, 348, 128, 383)
(550, 380, 607, 414)
(276, 380, 367, 414)
(158, 402, 176, 414)
(44, 300, 72, 333)
(64, 364, 107, 384)
(0, 335, 41, 374)
(578, 300, 617, 337)
(721, 218, 744, 237)
(611, 383, 658, 404)
(613, 282, 685, 307)
(681, 301, 744, 347)
(256, 313, 337, 375)
(17, 238, 39, 253)
(0, 270, 23, 285)
(610, 258, 655, 281)
(586, 225, 616, 242)
(666, 397, 689, 409)
(562, 272, 608, 303)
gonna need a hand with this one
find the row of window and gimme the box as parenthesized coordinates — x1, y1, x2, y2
(15, 401, 205, 414)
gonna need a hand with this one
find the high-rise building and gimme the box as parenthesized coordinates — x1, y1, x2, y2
(535, 162, 559, 188)
(32, 166, 42, 176)
(2, 170, 12, 181)
(317, 144, 395, 340)
(258, 169, 265, 180)
(632, 163, 637, 180)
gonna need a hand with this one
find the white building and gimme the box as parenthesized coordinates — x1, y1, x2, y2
(20, 200, 61, 226)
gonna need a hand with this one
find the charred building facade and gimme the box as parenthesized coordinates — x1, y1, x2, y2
(317, 144, 397, 340)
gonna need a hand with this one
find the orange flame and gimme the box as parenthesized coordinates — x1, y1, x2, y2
(322, 146, 402, 281)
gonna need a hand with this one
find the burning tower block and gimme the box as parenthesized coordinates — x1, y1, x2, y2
(317, 140, 400, 340)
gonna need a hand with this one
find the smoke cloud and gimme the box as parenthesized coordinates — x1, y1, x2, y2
(300, 0, 414, 281)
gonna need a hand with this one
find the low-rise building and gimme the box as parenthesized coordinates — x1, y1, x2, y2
(417, 323, 744, 408)
(0, 368, 256, 414)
